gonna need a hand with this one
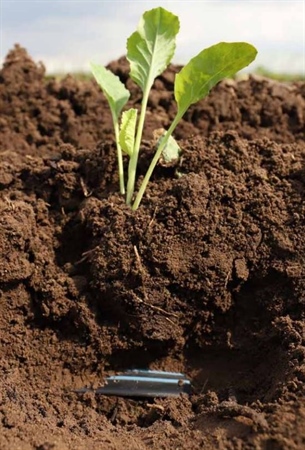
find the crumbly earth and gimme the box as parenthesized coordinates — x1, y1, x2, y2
(1, 45, 305, 450)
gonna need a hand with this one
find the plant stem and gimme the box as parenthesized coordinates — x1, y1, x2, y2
(126, 87, 150, 205)
(113, 118, 125, 195)
(132, 114, 181, 210)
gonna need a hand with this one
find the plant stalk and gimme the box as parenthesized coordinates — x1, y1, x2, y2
(126, 87, 150, 205)
(113, 117, 125, 195)
(132, 114, 182, 210)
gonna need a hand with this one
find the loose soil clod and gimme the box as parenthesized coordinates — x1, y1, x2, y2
(1, 45, 305, 449)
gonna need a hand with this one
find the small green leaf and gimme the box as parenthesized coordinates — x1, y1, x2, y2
(90, 62, 130, 120)
(119, 109, 138, 157)
(127, 7, 180, 92)
(153, 129, 181, 167)
(91, 62, 130, 195)
(175, 42, 257, 116)
(161, 135, 181, 167)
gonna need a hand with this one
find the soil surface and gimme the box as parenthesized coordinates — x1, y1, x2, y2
(1, 45, 305, 449)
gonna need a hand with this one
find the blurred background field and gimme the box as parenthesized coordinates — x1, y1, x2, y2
(1, 0, 304, 78)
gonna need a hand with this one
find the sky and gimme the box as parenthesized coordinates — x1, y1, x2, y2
(0, 0, 304, 74)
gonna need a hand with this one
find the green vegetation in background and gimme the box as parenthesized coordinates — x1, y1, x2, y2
(254, 66, 305, 82)
(45, 67, 305, 83)
(44, 72, 93, 81)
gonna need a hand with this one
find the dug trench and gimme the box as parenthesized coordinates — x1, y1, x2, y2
(1, 45, 305, 449)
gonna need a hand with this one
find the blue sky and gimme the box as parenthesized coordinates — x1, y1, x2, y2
(1, 0, 304, 74)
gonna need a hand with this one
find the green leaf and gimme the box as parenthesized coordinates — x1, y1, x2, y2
(119, 108, 138, 157)
(175, 42, 257, 116)
(160, 135, 181, 167)
(127, 7, 180, 92)
(90, 62, 130, 120)
(153, 129, 181, 167)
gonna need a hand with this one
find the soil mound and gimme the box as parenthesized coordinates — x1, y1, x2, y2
(1, 46, 305, 449)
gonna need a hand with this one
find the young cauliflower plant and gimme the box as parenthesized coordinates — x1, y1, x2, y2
(91, 7, 257, 210)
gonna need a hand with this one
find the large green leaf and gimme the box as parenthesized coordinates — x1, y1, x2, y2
(119, 108, 138, 157)
(175, 42, 257, 116)
(90, 62, 130, 120)
(127, 7, 180, 92)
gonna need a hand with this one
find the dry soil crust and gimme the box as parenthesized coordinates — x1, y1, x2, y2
(1, 45, 305, 450)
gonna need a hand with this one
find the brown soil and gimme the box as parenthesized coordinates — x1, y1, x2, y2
(1, 44, 305, 450)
